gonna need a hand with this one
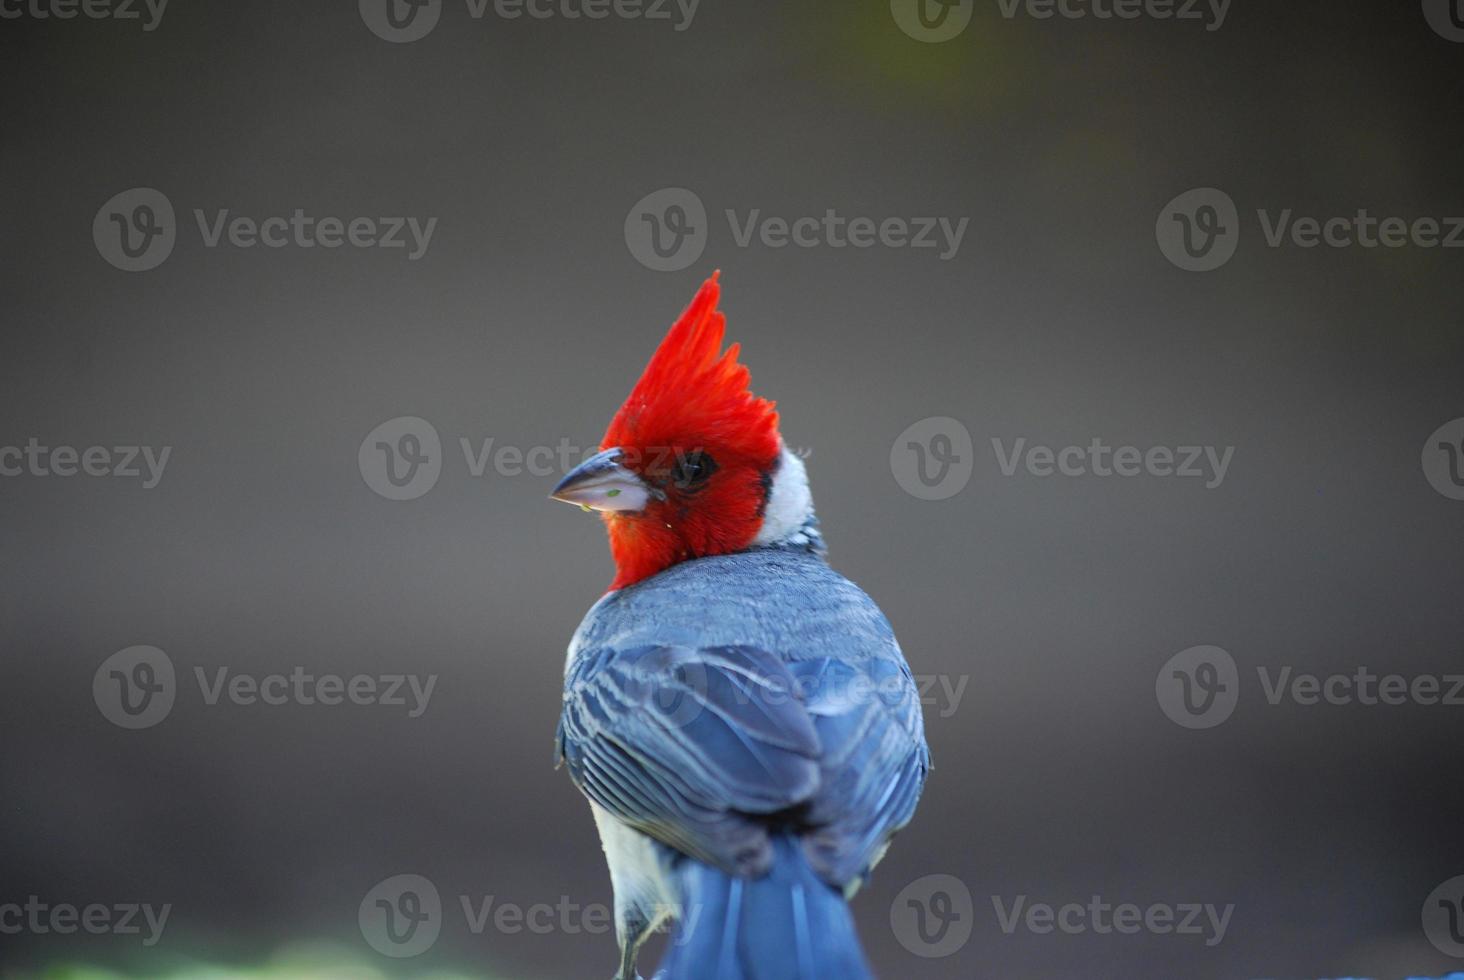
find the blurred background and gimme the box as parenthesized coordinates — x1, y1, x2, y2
(2, 1, 1463, 978)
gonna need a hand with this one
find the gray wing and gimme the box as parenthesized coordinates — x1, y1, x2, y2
(556, 643, 823, 876)
(791, 654, 930, 888)
(557, 641, 929, 886)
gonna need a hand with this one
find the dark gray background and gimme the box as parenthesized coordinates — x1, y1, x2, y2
(2, 1, 1462, 978)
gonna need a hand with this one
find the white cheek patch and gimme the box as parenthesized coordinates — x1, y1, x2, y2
(753, 447, 816, 547)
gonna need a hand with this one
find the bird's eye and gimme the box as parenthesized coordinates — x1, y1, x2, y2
(670, 451, 717, 491)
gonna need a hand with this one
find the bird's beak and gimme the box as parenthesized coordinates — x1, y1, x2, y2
(550, 447, 659, 513)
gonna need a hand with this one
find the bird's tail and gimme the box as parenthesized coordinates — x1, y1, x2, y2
(657, 835, 874, 980)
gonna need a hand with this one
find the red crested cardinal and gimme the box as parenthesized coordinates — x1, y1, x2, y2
(552, 274, 929, 980)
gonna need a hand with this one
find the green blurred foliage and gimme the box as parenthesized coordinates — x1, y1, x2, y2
(20, 943, 497, 980)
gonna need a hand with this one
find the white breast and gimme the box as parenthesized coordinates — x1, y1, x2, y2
(591, 802, 681, 932)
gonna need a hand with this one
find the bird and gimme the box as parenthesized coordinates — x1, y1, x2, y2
(550, 273, 930, 980)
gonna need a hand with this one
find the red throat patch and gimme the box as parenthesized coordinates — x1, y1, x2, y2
(599, 273, 782, 590)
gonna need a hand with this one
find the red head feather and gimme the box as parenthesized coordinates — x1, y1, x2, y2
(600, 273, 782, 589)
